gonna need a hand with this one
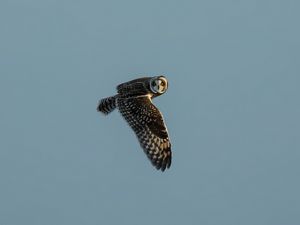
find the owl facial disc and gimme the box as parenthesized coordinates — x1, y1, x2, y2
(150, 76, 168, 94)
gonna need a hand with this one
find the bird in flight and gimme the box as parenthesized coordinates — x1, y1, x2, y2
(97, 76, 172, 171)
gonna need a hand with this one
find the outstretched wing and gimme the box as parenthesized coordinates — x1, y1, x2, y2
(117, 95, 171, 171)
(116, 77, 150, 97)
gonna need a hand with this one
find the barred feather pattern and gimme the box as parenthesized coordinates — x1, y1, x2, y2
(117, 96, 171, 171)
(97, 96, 117, 115)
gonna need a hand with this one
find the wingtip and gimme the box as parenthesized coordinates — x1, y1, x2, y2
(150, 152, 171, 172)
(155, 159, 171, 172)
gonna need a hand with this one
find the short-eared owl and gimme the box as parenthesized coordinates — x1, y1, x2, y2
(97, 76, 171, 171)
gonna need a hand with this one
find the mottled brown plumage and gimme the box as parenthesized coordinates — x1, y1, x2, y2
(97, 76, 171, 171)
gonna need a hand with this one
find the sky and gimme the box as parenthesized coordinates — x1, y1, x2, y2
(0, 0, 300, 225)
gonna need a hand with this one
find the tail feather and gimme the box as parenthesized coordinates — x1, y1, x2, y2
(97, 95, 117, 115)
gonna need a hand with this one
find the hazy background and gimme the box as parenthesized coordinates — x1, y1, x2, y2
(0, 0, 299, 224)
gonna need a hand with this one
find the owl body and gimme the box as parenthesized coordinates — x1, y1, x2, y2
(97, 76, 171, 171)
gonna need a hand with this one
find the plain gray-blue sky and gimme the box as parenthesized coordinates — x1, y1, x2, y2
(0, 0, 299, 225)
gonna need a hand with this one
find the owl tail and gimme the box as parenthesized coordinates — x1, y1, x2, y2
(97, 95, 117, 115)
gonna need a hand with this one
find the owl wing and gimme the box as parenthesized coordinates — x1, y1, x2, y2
(116, 77, 150, 93)
(116, 78, 150, 97)
(117, 95, 172, 171)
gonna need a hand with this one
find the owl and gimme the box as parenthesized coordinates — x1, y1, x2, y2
(97, 76, 172, 171)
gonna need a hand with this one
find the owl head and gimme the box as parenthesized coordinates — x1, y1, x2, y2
(149, 76, 168, 94)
